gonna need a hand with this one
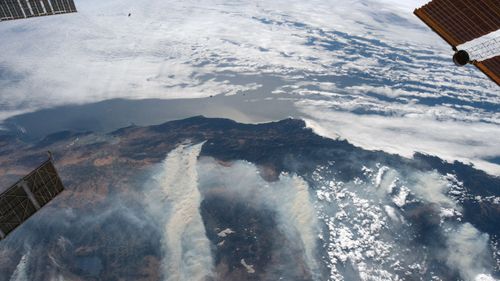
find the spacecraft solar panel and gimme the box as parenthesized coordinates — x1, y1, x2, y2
(414, 0, 500, 46)
(415, 0, 500, 86)
(0, 0, 77, 21)
(0, 159, 64, 240)
(475, 56, 500, 84)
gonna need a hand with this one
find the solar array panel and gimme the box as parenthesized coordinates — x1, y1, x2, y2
(415, 0, 500, 86)
(0, 0, 77, 22)
(414, 0, 500, 46)
(0, 158, 65, 240)
(475, 56, 500, 85)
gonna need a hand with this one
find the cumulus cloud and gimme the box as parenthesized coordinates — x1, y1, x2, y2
(312, 161, 497, 280)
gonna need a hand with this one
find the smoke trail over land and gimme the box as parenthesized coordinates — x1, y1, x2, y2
(273, 175, 320, 277)
(9, 252, 29, 281)
(146, 143, 213, 281)
(197, 158, 320, 279)
(1, 117, 497, 281)
(445, 223, 494, 281)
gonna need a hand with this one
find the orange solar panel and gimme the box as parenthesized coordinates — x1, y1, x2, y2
(414, 0, 500, 46)
(475, 56, 500, 85)
(415, 0, 500, 86)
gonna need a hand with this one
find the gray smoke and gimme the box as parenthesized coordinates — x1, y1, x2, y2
(145, 143, 214, 281)
(445, 223, 495, 281)
(196, 157, 321, 278)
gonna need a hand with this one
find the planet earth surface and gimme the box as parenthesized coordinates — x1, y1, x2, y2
(0, 0, 499, 281)
(0, 116, 499, 281)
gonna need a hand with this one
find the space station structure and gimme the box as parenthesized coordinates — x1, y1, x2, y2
(0, 154, 65, 240)
(414, 0, 500, 86)
(0, 0, 77, 22)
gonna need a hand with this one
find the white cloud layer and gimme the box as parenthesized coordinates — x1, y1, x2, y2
(0, 0, 484, 115)
(302, 107, 500, 175)
(0, 0, 498, 175)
